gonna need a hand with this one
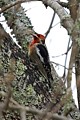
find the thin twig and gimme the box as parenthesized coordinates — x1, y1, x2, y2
(63, 37, 72, 78)
(52, 22, 60, 28)
(51, 61, 75, 74)
(0, 0, 36, 14)
(52, 45, 72, 58)
(45, 12, 56, 38)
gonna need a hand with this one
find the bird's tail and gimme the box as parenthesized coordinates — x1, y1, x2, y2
(37, 61, 53, 88)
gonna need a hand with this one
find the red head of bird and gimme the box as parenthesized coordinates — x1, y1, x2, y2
(31, 33, 45, 45)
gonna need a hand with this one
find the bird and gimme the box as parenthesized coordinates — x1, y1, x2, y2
(28, 33, 53, 88)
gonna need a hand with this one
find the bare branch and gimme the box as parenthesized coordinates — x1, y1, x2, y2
(67, 41, 78, 88)
(63, 37, 71, 79)
(0, 0, 31, 14)
(51, 61, 75, 75)
(52, 45, 72, 58)
(45, 12, 56, 38)
(9, 104, 73, 120)
(0, 0, 41, 14)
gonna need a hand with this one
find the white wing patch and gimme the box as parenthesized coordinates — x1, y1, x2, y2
(36, 47, 44, 63)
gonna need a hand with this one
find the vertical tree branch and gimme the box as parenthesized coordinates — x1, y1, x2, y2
(45, 12, 56, 38)
(75, 3, 80, 110)
(20, 109, 26, 120)
(63, 37, 71, 80)
(67, 41, 78, 88)
(68, 0, 78, 22)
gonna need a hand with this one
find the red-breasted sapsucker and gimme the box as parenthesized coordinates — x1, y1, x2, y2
(28, 33, 53, 87)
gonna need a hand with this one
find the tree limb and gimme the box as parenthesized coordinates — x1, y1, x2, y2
(0, 89, 74, 120)
(9, 104, 73, 120)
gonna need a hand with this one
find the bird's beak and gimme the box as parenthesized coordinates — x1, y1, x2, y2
(32, 33, 38, 38)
